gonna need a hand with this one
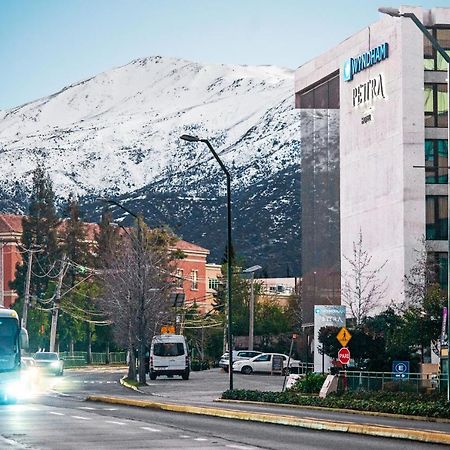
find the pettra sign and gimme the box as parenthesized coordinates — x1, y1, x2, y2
(343, 42, 389, 81)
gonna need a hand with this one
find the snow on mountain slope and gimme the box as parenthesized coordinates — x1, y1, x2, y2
(0, 56, 297, 202)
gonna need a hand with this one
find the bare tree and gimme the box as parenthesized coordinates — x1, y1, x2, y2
(404, 237, 440, 309)
(341, 230, 387, 325)
(96, 223, 177, 382)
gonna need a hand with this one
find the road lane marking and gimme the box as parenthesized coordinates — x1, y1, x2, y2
(49, 412, 65, 416)
(78, 406, 96, 410)
(194, 438, 208, 441)
(226, 446, 257, 450)
(106, 420, 125, 425)
(141, 426, 161, 432)
(179, 435, 191, 438)
(71, 415, 90, 420)
(102, 408, 118, 411)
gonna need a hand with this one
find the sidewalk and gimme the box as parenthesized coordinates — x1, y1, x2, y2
(85, 368, 450, 445)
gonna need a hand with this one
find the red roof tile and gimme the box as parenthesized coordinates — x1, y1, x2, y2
(0, 214, 23, 234)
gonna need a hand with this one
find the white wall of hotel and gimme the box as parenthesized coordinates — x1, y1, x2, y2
(296, 7, 450, 312)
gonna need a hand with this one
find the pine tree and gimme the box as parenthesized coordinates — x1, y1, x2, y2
(12, 166, 60, 302)
(61, 195, 90, 286)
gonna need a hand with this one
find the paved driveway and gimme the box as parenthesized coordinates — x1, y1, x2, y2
(141, 368, 287, 404)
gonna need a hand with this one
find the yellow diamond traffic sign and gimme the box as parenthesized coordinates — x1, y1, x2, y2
(336, 327, 352, 347)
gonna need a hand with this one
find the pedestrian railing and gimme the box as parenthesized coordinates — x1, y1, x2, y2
(59, 351, 127, 367)
(337, 370, 441, 393)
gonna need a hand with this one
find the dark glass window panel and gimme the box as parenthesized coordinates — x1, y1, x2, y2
(424, 84, 435, 127)
(427, 251, 448, 292)
(426, 196, 448, 240)
(436, 28, 450, 49)
(300, 90, 314, 109)
(328, 76, 340, 108)
(425, 140, 436, 183)
(314, 82, 328, 109)
(437, 83, 448, 128)
(425, 140, 448, 184)
(424, 31, 435, 70)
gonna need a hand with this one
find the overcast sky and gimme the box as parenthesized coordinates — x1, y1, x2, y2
(1, 0, 444, 109)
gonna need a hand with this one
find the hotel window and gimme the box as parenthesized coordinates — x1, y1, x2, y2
(427, 252, 448, 291)
(296, 72, 340, 109)
(208, 278, 219, 290)
(191, 270, 198, 290)
(175, 268, 184, 287)
(424, 83, 448, 128)
(424, 28, 450, 71)
(426, 195, 448, 240)
(425, 139, 448, 184)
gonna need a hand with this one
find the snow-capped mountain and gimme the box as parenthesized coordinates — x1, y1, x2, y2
(0, 56, 302, 275)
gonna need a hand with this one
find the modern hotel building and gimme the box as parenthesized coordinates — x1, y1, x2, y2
(295, 6, 450, 324)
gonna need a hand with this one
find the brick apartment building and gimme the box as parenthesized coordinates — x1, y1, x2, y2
(0, 214, 212, 311)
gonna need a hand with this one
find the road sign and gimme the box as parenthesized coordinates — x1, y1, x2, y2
(161, 325, 175, 334)
(392, 361, 410, 380)
(336, 327, 352, 347)
(338, 347, 350, 365)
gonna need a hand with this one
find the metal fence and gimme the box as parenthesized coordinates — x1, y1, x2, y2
(337, 370, 441, 393)
(59, 351, 127, 367)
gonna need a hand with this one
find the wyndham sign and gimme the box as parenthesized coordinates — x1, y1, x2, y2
(343, 42, 389, 82)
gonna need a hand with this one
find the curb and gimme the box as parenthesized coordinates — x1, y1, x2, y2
(119, 376, 144, 393)
(215, 398, 450, 424)
(86, 395, 450, 445)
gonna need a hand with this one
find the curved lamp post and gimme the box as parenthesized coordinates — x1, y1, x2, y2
(180, 134, 234, 390)
(379, 6, 450, 401)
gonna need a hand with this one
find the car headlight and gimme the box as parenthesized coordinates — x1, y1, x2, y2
(51, 361, 60, 368)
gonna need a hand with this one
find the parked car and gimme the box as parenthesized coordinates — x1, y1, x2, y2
(232, 352, 300, 375)
(149, 334, 190, 380)
(33, 352, 64, 376)
(218, 350, 262, 372)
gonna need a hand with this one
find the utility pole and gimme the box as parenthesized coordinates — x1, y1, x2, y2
(21, 246, 43, 329)
(21, 250, 34, 329)
(50, 254, 67, 353)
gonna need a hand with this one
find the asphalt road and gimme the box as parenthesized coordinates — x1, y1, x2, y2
(0, 367, 447, 449)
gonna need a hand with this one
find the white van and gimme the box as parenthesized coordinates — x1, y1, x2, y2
(149, 334, 190, 380)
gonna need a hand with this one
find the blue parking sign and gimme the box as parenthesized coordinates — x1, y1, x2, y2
(392, 361, 409, 380)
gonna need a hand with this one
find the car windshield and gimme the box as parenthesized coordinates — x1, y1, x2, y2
(153, 343, 184, 357)
(34, 353, 58, 361)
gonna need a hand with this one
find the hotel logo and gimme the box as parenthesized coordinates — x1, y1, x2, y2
(343, 42, 389, 81)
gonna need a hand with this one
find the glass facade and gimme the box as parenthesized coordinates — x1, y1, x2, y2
(299, 110, 340, 324)
(425, 139, 448, 184)
(424, 83, 448, 128)
(296, 73, 339, 109)
(426, 195, 448, 240)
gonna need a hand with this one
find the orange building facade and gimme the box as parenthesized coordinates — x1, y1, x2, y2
(0, 214, 213, 312)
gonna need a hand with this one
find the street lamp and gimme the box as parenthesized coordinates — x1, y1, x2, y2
(379, 6, 450, 401)
(99, 197, 147, 385)
(242, 265, 262, 351)
(180, 134, 234, 390)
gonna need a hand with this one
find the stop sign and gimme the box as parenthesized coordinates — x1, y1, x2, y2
(338, 347, 350, 365)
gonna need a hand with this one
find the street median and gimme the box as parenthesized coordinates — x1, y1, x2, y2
(86, 395, 450, 446)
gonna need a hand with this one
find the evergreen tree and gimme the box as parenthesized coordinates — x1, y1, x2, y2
(61, 195, 90, 286)
(12, 167, 60, 300)
(95, 209, 122, 268)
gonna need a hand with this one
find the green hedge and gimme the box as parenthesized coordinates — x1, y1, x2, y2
(221, 389, 450, 419)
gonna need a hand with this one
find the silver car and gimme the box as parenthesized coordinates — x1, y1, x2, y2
(218, 350, 262, 372)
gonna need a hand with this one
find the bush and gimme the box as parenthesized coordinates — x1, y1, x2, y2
(291, 373, 326, 393)
(190, 359, 210, 371)
(221, 389, 450, 419)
